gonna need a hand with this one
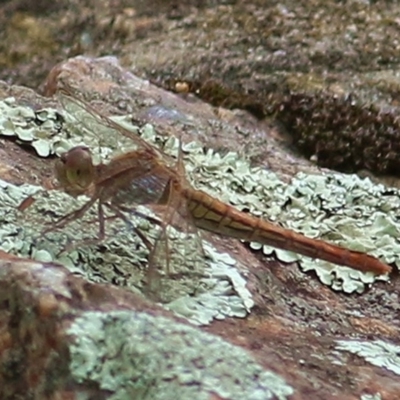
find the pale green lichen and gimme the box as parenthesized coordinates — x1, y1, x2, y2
(0, 96, 255, 324)
(179, 140, 399, 293)
(360, 394, 382, 400)
(336, 339, 400, 375)
(0, 98, 66, 157)
(67, 310, 293, 400)
(0, 95, 398, 301)
(0, 179, 253, 325)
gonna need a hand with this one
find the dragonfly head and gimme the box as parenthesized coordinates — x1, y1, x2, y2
(55, 146, 95, 197)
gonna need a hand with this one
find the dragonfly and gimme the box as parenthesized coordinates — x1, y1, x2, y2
(46, 89, 392, 288)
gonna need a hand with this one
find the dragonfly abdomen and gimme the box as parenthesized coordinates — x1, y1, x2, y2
(184, 187, 391, 275)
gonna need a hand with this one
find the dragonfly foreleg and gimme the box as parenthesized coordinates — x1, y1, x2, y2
(43, 196, 98, 235)
(105, 203, 162, 251)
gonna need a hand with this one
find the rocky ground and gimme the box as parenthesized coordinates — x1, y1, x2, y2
(0, 1, 400, 399)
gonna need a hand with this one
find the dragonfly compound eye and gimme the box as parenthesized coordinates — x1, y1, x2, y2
(55, 146, 95, 194)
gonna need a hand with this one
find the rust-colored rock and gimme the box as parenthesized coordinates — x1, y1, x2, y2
(0, 256, 295, 399)
(0, 56, 399, 399)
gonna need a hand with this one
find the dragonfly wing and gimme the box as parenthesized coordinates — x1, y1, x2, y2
(57, 88, 161, 155)
(145, 184, 206, 303)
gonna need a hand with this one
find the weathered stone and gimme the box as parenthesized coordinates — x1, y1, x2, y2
(0, 254, 292, 400)
(0, 54, 399, 399)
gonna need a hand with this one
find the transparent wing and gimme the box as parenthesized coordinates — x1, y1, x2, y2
(57, 88, 167, 159)
(145, 194, 207, 303)
(144, 141, 207, 302)
(55, 91, 207, 299)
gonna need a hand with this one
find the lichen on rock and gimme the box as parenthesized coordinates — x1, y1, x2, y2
(1, 93, 397, 314)
(67, 310, 294, 400)
(181, 138, 399, 293)
(0, 97, 64, 157)
(336, 339, 400, 376)
(0, 178, 254, 325)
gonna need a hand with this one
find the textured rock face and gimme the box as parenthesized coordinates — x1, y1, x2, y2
(2, 1, 400, 398)
(0, 54, 399, 400)
(164, 77, 400, 176)
(0, 255, 292, 399)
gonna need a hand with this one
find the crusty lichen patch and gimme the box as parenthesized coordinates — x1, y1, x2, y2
(0, 95, 397, 309)
(336, 339, 400, 376)
(181, 139, 398, 293)
(67, 310, 293, 400)
(360, 393, 382, 400)
(0, 97, 65, 157)
(0, 178, 253, 325)
(0, 97, 255, 324)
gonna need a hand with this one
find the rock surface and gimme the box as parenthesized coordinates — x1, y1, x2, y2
(0, 1, 400, 399)
(0, 56, 398, 399)
(0, 252, 294, 400)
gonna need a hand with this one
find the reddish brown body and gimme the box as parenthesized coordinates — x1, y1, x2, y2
(53, 89, 392, 276)
(182, 186, 390, 274)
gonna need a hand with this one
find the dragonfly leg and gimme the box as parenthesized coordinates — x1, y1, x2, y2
(56, 201, 106, 255)
(110, 203, 162, 226)
(104, 203, 159, 251)
(43, 196, 98, 235)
